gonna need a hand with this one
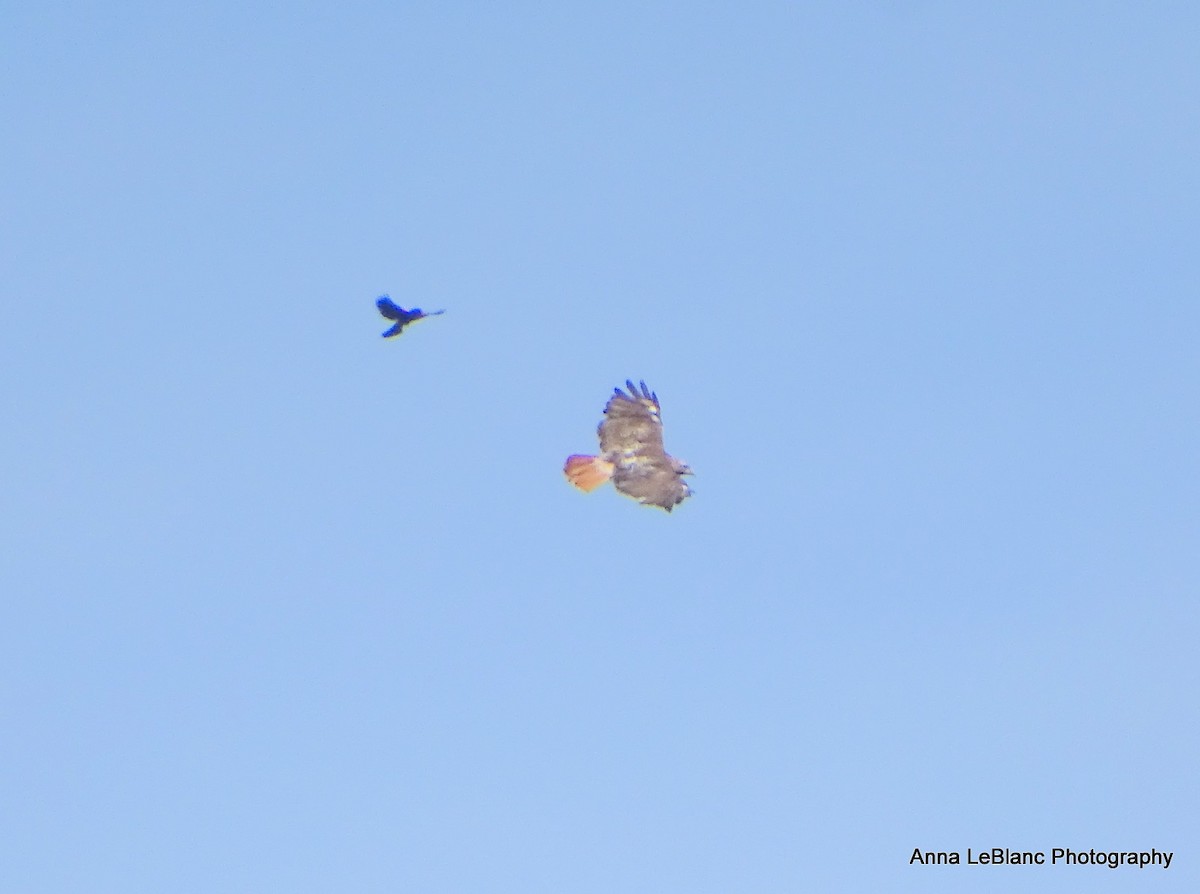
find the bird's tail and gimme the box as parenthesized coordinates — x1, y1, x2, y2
(563, 455, 614, 492)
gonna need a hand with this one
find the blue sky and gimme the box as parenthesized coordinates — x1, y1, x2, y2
(3, 2, 1197, 891)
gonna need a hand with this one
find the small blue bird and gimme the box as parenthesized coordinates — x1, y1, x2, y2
(376, 295, 445, 338)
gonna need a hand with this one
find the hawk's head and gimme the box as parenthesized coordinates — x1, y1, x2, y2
(669, 456, 694, 477)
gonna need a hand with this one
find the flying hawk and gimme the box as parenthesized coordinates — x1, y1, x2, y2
(564, 380, 693, 512)
(376, 295, 444, 338)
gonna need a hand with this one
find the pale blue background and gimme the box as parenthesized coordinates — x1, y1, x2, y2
(2, 2, 1196, 891)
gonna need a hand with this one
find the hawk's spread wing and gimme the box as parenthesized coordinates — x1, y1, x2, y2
(599, 380, 665, 457)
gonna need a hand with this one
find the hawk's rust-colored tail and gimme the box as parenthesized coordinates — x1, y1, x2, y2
(563, 455, 614, 492)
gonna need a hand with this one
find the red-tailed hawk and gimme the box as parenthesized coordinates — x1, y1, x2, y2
(564, 380, 694, 512)
(376, 295, 444, 338)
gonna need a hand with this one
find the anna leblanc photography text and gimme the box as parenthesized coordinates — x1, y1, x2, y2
(910, 848, 1173, 869)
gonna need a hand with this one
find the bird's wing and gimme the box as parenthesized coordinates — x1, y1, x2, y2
(598, 380, 665, 458)
(610, 459, 691, 511)
(376, 295, 408, 321)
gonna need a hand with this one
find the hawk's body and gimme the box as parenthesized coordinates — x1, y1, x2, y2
(564, 380, 693, 512)
(376, 295, 444, 337)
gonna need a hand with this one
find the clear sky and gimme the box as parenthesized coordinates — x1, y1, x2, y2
(3, 2, 1197, 891)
